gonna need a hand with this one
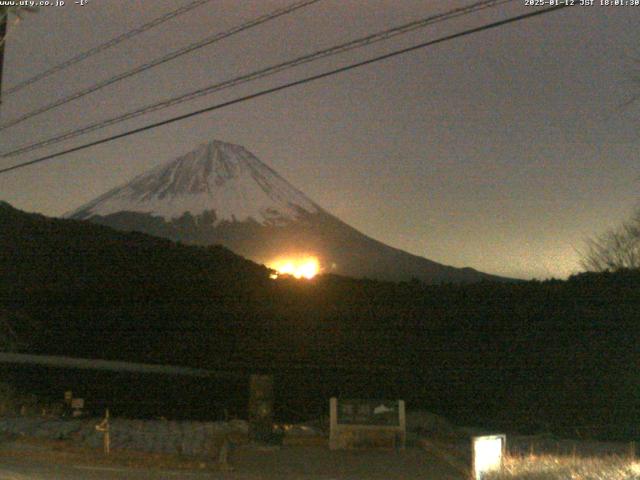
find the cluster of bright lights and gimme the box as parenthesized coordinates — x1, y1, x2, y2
(268, 256, 320, 279)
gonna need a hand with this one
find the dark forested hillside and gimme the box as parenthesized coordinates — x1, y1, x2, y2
(0, 201, 270, 303)
(0, 200, 272, 363)
(1, 202, 638, 439)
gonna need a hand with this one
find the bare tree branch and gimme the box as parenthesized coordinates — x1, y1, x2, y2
(580, 207, 640, 272)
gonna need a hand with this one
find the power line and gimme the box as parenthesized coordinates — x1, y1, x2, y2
(0, 4, 571, 176)
(2, 0, 215, 97)
(1, 0, 510, 158)
(0, 0, 321, 131)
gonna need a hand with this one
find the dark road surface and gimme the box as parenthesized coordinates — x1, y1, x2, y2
(0, 457, 214, 479)
(0, 445, 466, 479)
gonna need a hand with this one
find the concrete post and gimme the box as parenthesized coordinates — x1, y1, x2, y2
(329, 397, 338, 450)
(248, 374, 274, 442)
(397, 400, 406, 450)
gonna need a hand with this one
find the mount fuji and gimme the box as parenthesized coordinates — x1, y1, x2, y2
(67, 140, 504, 283)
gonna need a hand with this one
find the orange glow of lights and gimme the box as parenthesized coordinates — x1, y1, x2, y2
(269, 256, 320, 279)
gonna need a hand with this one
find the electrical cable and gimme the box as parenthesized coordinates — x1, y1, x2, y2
(2, 0, 215, 96)
(0, 0, 322, 130)
(1, 0, 510, 158)
(0, 4, 571, 176)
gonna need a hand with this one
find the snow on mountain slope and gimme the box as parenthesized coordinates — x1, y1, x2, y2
(67, 139, 509, 284)
(67, 140, 319, 226)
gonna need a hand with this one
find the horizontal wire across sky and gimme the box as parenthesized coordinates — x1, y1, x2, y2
(0, 1, 573, 175)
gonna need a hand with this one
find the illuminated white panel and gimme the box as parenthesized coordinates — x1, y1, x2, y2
(473, 435, 505, 480)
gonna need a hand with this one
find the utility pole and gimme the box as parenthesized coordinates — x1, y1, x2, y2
(0, 7, 37, 106)
(0, 8, 7, 105)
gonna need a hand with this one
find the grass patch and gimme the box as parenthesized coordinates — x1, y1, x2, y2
(487, 454, 640, 480)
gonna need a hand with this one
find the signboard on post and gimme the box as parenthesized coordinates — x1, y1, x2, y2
(337, 399, 401, 426)
(330, 397, 406, 450)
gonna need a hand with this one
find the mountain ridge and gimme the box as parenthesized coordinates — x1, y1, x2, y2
(67, 140, 320, 227)
(68, 140, 509, 284)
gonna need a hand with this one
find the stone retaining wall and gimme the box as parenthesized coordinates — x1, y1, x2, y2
(0, 416, 248, 457)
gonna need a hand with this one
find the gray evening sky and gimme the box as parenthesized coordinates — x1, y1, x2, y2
(1, 0, 639, 279)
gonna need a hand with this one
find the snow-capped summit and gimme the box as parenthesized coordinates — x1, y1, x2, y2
(67, 140, 319, 226)
(68, 140, 507, 284)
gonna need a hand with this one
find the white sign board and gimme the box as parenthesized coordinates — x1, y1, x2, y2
(329, 398, 406, 450)
(472, 434, 506, 480)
